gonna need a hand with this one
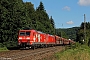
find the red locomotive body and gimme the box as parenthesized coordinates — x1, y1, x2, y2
(18, 30, 37, 48)
(18, 29, 75, 49)
(49, 35, 55, 45)
(18, 29, 56, 49)
(45, 34, 55, 46)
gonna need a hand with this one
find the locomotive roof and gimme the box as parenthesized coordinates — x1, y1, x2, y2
(19, 29, 36, 32)
(37, 31, 46, 34)
(19, 30, 46, 34)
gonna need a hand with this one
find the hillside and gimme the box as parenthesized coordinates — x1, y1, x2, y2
(56, 27, 80, 41)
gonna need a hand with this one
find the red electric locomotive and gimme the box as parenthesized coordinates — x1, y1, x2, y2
(18, 30, 35, 49)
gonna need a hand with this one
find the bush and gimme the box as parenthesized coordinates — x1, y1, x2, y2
(0, 43, 4, 48)
(55, 45, 90, 60)
(0, 47, 8, 52)
(66, 42, 81, 50)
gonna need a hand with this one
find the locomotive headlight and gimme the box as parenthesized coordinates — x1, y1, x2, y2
(26, 37, 30, 40)
(19, 37, 22, 40)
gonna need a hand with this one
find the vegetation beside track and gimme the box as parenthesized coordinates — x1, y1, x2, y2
(0, 43, 8, 52)
(43, 43, 90, 60)
(0, 47, 8, 52)
(54, 43, 90, 60)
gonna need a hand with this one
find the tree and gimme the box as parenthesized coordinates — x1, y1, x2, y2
(0, 0, 28, 47)
(24, 2, 35, 29)
(36, 1, 44, 11)
(49, 16, 55, 34)
(76, 22, 90, 45)
(0, 0, 10, 43)
(0, 0, 56, 48)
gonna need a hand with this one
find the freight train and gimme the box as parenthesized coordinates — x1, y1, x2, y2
(18, 29, 75, 49)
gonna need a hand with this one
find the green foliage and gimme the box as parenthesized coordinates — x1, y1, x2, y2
(0, 0, 55, 48)
(0, 0, 27, 48)
(35, 2, 55, 34)
(55, 45, 90, 60)
(36, 1, 45, 11)
(0, 47, 8, 52)
(0, 43, 4, 48)
(80, 22, 90, 29)
(49, 16, 55, 34)
(68, 42, 81, 49)
(56, 27, 79, 40)
(76, 22, 90, 45)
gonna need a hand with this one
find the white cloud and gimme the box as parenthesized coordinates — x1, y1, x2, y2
(62, 6, 70, 11)
(66, 21, 74, 24)
(78, 0, 90, 6)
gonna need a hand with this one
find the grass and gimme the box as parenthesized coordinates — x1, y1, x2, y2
(54, 44, 90, 60)
(0, 47, 9, 52)
(42, 43, 90, 60)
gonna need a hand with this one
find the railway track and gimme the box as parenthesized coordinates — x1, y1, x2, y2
(0, 46, 64, 60)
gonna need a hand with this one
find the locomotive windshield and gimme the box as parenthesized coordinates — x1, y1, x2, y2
(20, 31, 30, 36)
(20, 32, 25, 36)
(26, 32, 30, 36)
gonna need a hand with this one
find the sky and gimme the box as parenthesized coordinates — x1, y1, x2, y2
(23, 0, 90, 28)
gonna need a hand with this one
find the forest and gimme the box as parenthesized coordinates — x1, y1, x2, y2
(0, 0, 90, 48)
(56, 27, 79, 40)
(0, 0, 55, 48)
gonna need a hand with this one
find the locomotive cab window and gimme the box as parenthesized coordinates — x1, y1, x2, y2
(19, 31, 30, 36)
(20, 32, 25, 36)
(26, 32, 30, 36)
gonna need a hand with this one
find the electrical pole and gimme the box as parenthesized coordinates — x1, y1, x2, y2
(84, 14, 86, 44)
(61, 24, 63, 37)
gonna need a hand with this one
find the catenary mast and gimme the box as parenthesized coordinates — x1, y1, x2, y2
(84, 14, 86, 44)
